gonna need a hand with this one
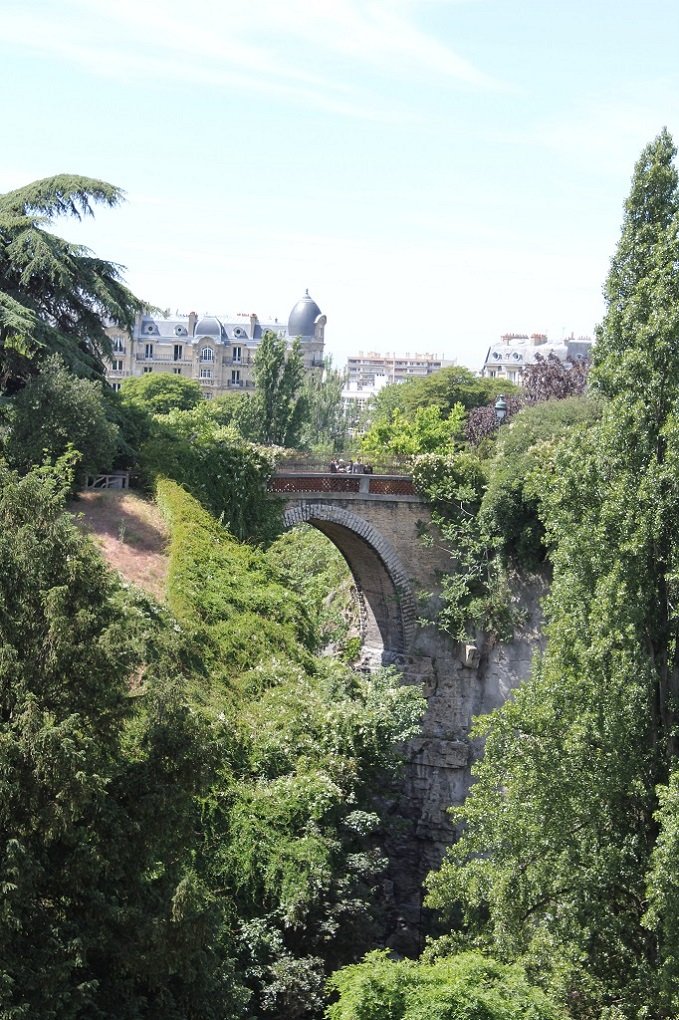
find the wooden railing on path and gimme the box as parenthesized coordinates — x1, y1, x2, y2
(84, 472, 130, 490)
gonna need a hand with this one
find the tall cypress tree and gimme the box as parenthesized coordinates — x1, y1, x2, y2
(426, 131, 679, 1017)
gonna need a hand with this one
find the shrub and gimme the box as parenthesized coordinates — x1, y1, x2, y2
(1, 354, 118, 483)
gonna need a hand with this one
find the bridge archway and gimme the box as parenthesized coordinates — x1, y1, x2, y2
(283, 503, 417, 664)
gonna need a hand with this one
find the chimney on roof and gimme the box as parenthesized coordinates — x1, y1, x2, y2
(188, 311, 197, 336)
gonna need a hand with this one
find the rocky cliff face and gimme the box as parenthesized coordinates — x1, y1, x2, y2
(382, 572, 549, 953)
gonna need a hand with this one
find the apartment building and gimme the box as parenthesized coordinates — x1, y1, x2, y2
(106, 290, 325, 398)
(480, 332, 593, 385)
(345, 351, 452, 388)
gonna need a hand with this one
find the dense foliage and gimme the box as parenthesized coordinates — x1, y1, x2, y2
(370, 366, 514, 422)
(361, 404, 466, 458)
(120, 373, 203, 415)
(299, 359, 347, 453)
(522, 351, 589, 404)
(140, 406, 282, 542)
(361, 367, 516, 458)
(478, 394, 603, 564)
(327, 950, 562, 1020)
(0, 175, 141, 389)
(425, 129, 679, 1018)
(0, 463, 243, 1018)
(253, 330, 307, 447)
(155, 479, 425, 1018)
(0, 354, 120, 485)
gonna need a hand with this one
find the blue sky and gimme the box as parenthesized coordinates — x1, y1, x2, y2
(2, 0, 679, 370)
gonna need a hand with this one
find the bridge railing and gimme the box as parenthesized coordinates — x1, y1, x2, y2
(276, 456, 412, 475)
(269, 473, 417, 496)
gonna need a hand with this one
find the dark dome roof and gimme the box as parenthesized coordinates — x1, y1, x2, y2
(288, 290, 322, 338)
(194, 315, 223, 338)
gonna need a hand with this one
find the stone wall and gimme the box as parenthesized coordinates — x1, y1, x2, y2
(282, 493, 548, 953)
(385, 573, 548, 952)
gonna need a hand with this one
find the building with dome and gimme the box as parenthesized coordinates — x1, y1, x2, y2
(105, 290, 326, 399)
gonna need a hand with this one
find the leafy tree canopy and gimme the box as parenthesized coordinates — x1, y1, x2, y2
(522, 352, 589, 404)
(361, 403, 466, 459)
(140, 409, 281, 543)
(0, 463, 242, 1018)
(327, 950, 562, 1020)
(1, 353, 119, 484)
(119, 372, 202, 415)
(0, 174, 142, 389)
(370, 366, 516, 426)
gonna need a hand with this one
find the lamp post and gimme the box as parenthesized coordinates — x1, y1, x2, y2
(494, 394, 508, 424)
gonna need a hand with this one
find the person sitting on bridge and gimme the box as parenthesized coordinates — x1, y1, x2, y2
(364, 463, 374, 474)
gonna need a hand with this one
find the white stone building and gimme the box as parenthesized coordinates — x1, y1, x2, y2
(480, 332, 593, 385)
(106, 290, 326, 399)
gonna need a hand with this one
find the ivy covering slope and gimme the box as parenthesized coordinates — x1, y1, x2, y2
(155, 478, 425, 1019)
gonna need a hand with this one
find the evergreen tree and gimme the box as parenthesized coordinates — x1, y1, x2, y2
(0, 464, 241, 1018)
(0, 174, 142, 389)
(426, 131, 679, 1017)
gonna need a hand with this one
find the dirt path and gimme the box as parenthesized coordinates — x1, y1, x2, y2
(69, 491, 169, 601)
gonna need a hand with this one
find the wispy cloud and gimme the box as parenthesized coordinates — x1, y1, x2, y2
(3, 0, 504, 119)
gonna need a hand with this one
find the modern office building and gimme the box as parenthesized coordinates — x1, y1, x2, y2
(480, 332, 593, 385)
(105, 290, 326, 399)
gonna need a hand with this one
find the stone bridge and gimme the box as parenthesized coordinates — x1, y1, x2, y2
(268, 469, 546, 952)
(268, 471, 438, 666)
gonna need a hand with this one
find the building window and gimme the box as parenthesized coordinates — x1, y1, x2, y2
(112, 359, 123, 372)
(232, 346, 242, 363)
(143, 367, 152, 374)
(113, 336, 125, 353)
(111, 382, 121, 392)
(231, 369, 241, 385)
(200, 347, 214, 362)
(173, 368, 181, 375)
(199, 368, 213, 379)
(144, 342, 154, 359)
(174, 344, 183, 362)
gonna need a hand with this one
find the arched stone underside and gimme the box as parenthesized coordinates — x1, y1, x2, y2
(283, 503, 417, 663)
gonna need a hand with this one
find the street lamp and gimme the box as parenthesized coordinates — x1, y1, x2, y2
(494, 394, 508, 424)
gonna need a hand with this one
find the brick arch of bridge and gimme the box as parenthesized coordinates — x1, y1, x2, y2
(282, 503, 417, 662)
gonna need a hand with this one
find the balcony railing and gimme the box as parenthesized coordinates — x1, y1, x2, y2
(135, 354, 194, 364)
